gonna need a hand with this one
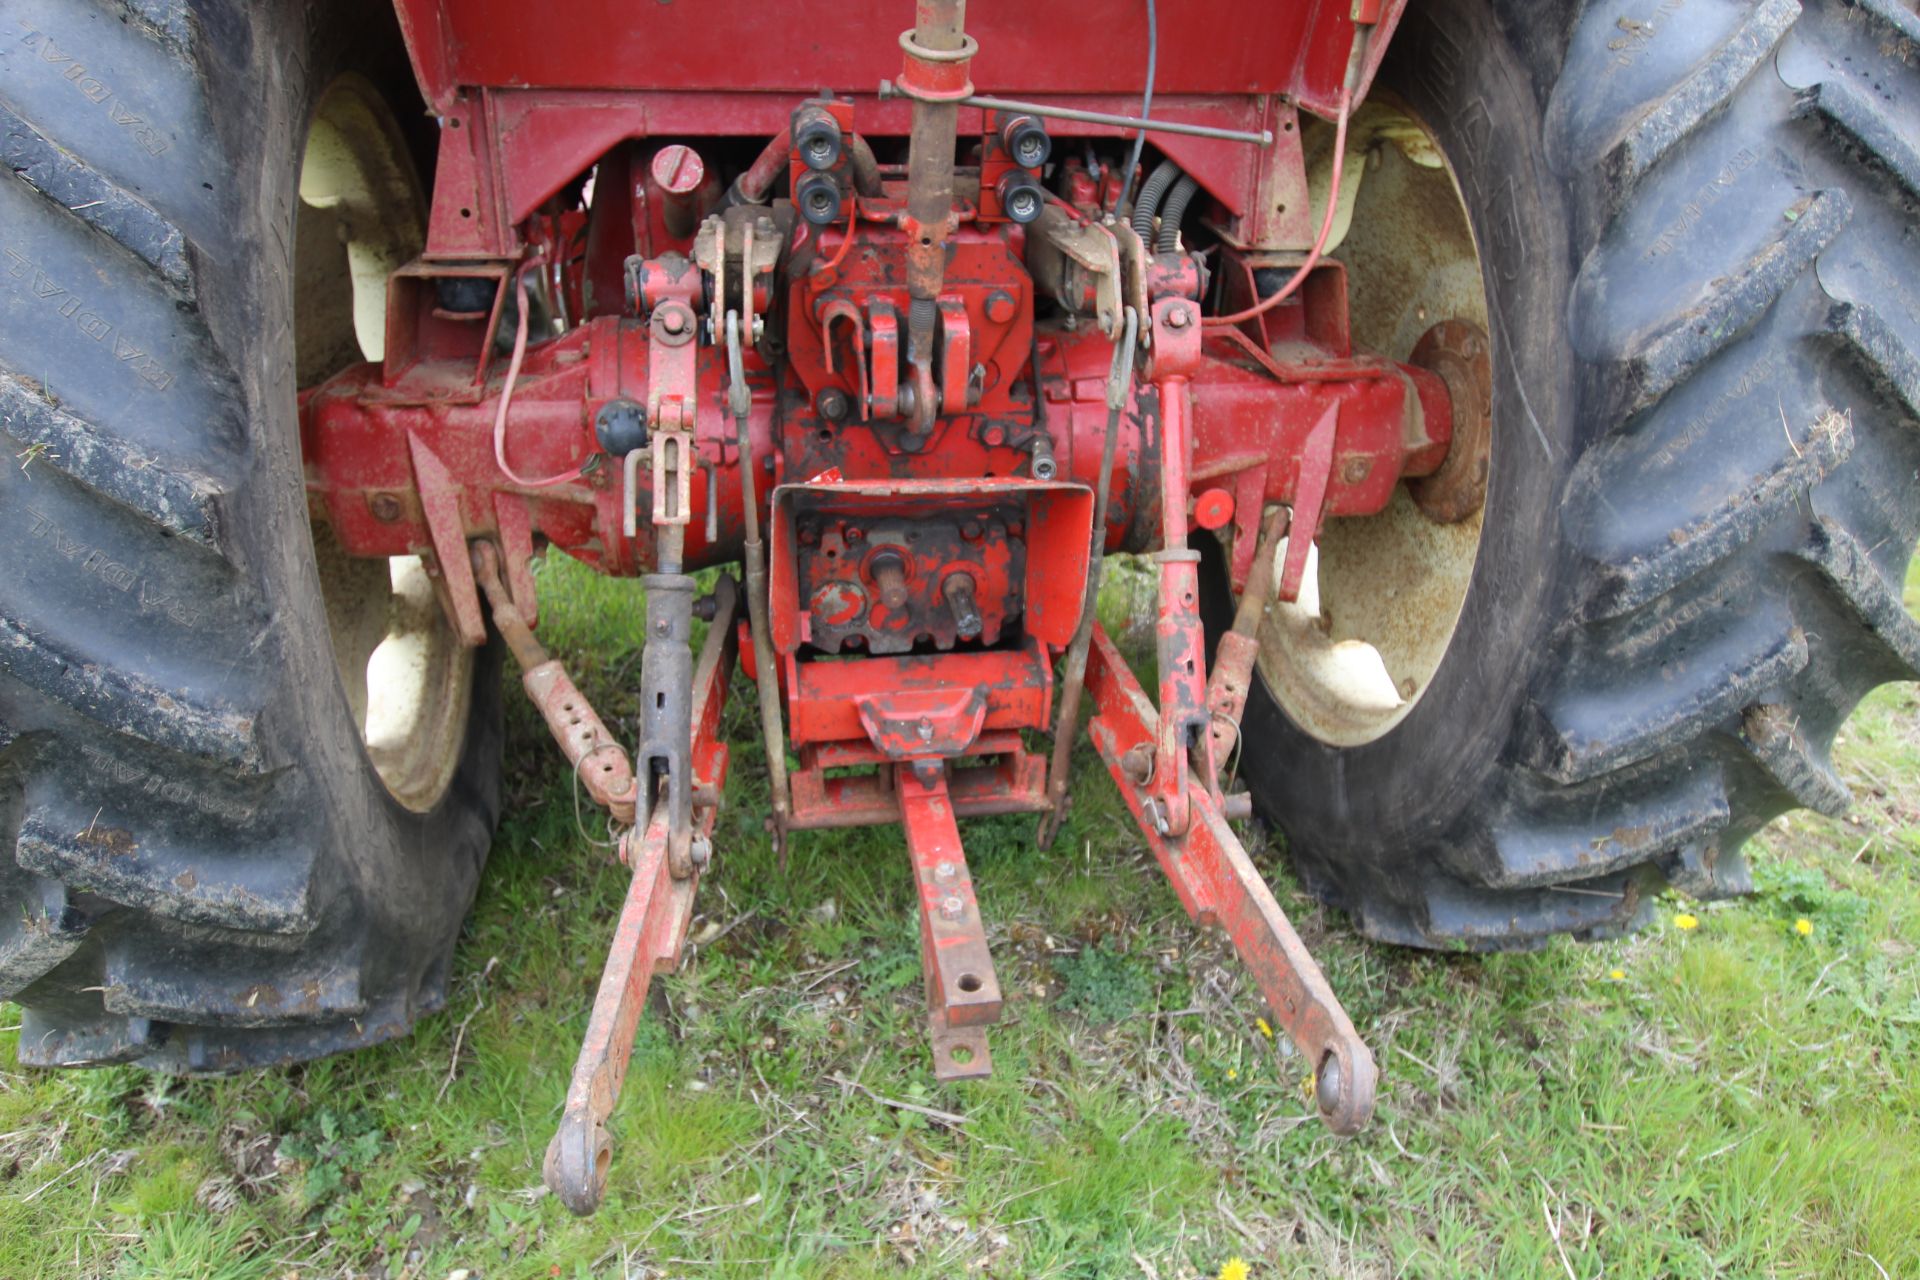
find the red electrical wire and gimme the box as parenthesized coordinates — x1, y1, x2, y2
(492, 261, 588, 489)
(817, 202, 860, 279)
(1204, 89, 1352, 329)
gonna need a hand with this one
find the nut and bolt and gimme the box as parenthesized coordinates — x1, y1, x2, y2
(933, 861, 957, 883)
(689, 835, 713, 872)
(938, 894, 965, 921)
(1165, 305, 1192, 330)
(817, 387, 851, 422)
(369, 493, 404, 522)
(660, 307, 689, 336)
(916, 715, 934, 743)
(1341, 457, 1372, 484)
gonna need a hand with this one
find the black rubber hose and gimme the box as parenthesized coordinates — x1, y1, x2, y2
(1130, 159, 1182, 242)
(1155, 173, 1198, 252)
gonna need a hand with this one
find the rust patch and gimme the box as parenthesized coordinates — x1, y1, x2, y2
(76, 823, 136, 856)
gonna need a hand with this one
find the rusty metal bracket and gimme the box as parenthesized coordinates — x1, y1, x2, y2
(544, 574, 740, 1216)
(899, 762, 1002, 1080)
(1027, 205, 1123, 338)
(1278, 401, 1338, 603)
(408, 431, 488, 647)
(1084, 624, 1377, 1135)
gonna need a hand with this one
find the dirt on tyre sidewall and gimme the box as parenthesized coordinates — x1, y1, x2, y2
(0, 0, 502, 1067)
(1223, 0, 1920, 948)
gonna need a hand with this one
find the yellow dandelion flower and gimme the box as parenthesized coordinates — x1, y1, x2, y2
(1609, 968, 1626, 982)
(1256, 1017, 1274, 1040)
(1673, 912, 1699, 931)
(1218, 1258, 1251, 1280)
(1795, 917, 1814, 936)
(1226, 1067, 1239, 1080)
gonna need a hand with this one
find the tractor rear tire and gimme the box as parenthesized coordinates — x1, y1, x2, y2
(0, 0, 502, 1065)
(1215, 0, 1920, 948)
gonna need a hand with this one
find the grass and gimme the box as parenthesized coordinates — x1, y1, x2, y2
(3, 555, 1918, 1279)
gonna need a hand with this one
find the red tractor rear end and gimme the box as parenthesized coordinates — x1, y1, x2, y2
(5, 0, 1914, 1215)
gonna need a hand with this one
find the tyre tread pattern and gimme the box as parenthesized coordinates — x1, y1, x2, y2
(1269, 0, 1920, 948)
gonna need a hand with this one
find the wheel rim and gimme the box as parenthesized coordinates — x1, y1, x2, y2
(1253, 97, 1492, 749)
(297, 74, 473, 812)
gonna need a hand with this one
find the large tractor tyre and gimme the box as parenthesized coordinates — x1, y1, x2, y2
(1209, 0, 1920, 949)
(0, 0, 502, 1067)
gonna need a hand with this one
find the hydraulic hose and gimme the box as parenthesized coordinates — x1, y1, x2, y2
(1155, 173, 1198, 253)
(1129, 158, 1182, 242)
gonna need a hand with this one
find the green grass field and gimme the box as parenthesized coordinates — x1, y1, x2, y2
(4, 556, 1917, 1279)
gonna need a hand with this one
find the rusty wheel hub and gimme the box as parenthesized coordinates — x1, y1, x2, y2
(1408, 318, 1493, 524)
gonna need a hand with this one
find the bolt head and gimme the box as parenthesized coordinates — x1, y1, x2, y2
(934, 861, 957, 882)
(1165, 306, 1191, 330)
(660, 307, 688, 335)
(939, 895, 965, 921)
(369, 493, 403, 522)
